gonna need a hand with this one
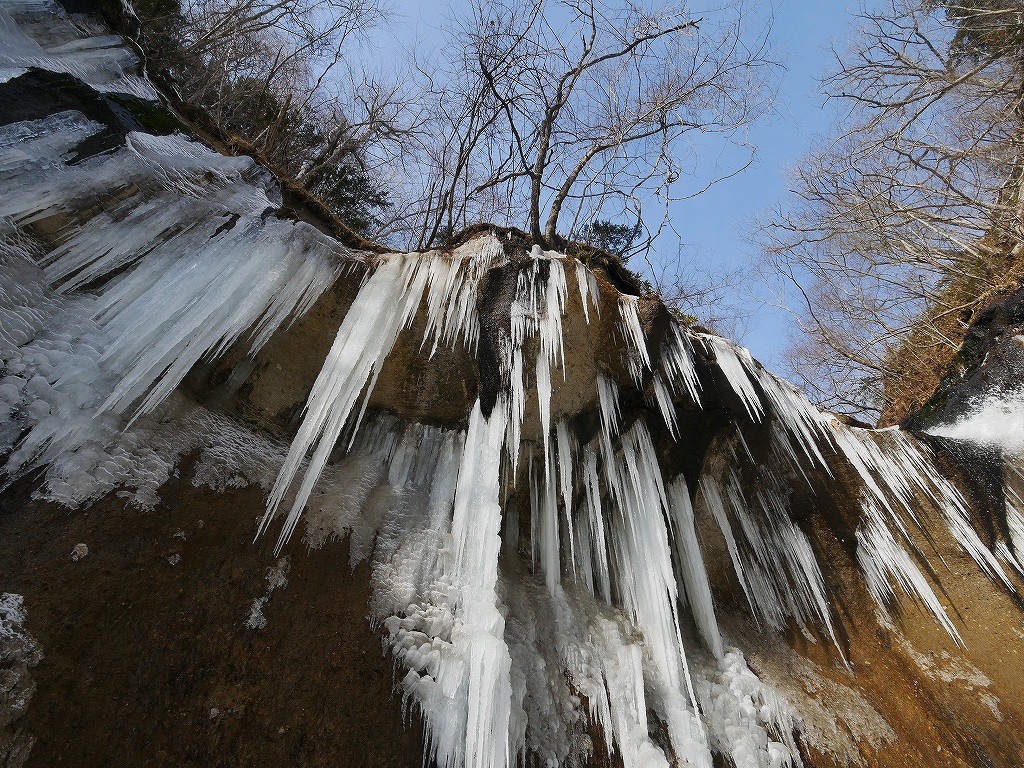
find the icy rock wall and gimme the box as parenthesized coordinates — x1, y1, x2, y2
(239, 237, 1022, 767)
(2, 3, 1023, 767)
(0, 0, 155, 99)
(0, 594, 41, 768)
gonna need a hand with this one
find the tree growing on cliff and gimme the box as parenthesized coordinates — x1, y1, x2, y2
(133, 0, 402, 234)
(760, 0, 1024, 421)
(580, 219, 643, 259)
(154, 0, 387, 118)
(407, 0, 776, 250)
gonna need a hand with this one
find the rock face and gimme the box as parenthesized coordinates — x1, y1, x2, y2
(1, 2, 1024, 767)
(0, 592, 41, 768)
(0, 469, 426, 768)
(906, 286, 1024, 434)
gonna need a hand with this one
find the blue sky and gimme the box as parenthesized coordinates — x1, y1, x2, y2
(669, 0, 858, 368)
(370, 0, 860, 370)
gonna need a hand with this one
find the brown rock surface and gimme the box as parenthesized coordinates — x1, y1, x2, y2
(0, 464, 424, 768)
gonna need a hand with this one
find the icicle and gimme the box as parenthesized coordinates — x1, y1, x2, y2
(667, 476, 724, 659)
(537, 351, 553, 462)
(10, 31, 1003, 761)
(833, 425, 1013, 589)
(699, 462, 838, 649)
(699, 475, 756, 618)
(660, 323, 702, 405)
(0, 0, 159, 99)
(535, 258, 568, 473)
(856, 502, 962, 644)
(0, 116, 354, 504)
(618, 295, 651, 386)
(748, 366, 832, 470)
(93, 220, 345, 421)
(376, 402, 516, 768)
(0, 110, 348, 431)
(596, 371, 622, 472)
(447, 399, 514, 768)
(573, 512, 597, 597)
(528, 445, 539, 570)
(702, 336, 762, 421)
(260, 254, 430, 551)
(701, 330, 835, 471)
(555, 419, 577, 580)
(574, 260, 600, 323)
(533, 442, 562, 595)
(506, 250, 569, 479)
(6, 130, 280, 282)
(581, 443, 613, 604)
(500, 574, 572, 766)
(652, 372, 680, 440)
(451, 400, 508, 588)
(1002, 465, 1024, 575)
(542, 257, 569, 376)
(421, 236, 505, 355)
(608, 420, 711, 764)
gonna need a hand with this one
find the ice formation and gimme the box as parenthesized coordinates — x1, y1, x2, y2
(0, 0, 157, 97)
(0, 107, 338, 506)
(3, 4, 1023, 766)
(0, 593, 42, 765)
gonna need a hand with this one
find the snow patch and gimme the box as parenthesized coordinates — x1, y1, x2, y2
(928, 390, 1024, 455)
(246, 557, 290, 630)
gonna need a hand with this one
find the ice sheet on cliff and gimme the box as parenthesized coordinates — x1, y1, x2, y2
(1, 3, 1022, 766)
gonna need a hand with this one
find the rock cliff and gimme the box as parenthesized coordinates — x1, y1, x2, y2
(1, 2, 1023, 767)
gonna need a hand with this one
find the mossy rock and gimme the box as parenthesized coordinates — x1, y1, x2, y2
(107, 92, 188, 135)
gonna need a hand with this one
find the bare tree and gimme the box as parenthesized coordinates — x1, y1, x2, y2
(759, 0, 1024, 422)
(293, 73, 420, 186)
(172, 0, 388, 114)
(135, 0, 776, 254)
(134, 0, 427, 234)
(652, 248, 753, 338)
(403, 0, 776, 251)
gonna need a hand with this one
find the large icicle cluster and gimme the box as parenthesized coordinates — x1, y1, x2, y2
(245, 240, 1021, 765)
(0, 0, 156, 98)
(3, 5, 1023, 766)
(249, 240, 803, 767)
(0, 108, 346, 503)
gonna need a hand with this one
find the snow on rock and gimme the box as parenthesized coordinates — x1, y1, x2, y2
(928, 390, 1024, 455)
(246, 557, 291, 630)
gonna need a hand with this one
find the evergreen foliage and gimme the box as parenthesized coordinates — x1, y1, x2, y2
(580, 220, 643, 261)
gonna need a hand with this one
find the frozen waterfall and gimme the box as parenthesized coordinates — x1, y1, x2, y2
(2, 5, 1022, 765)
